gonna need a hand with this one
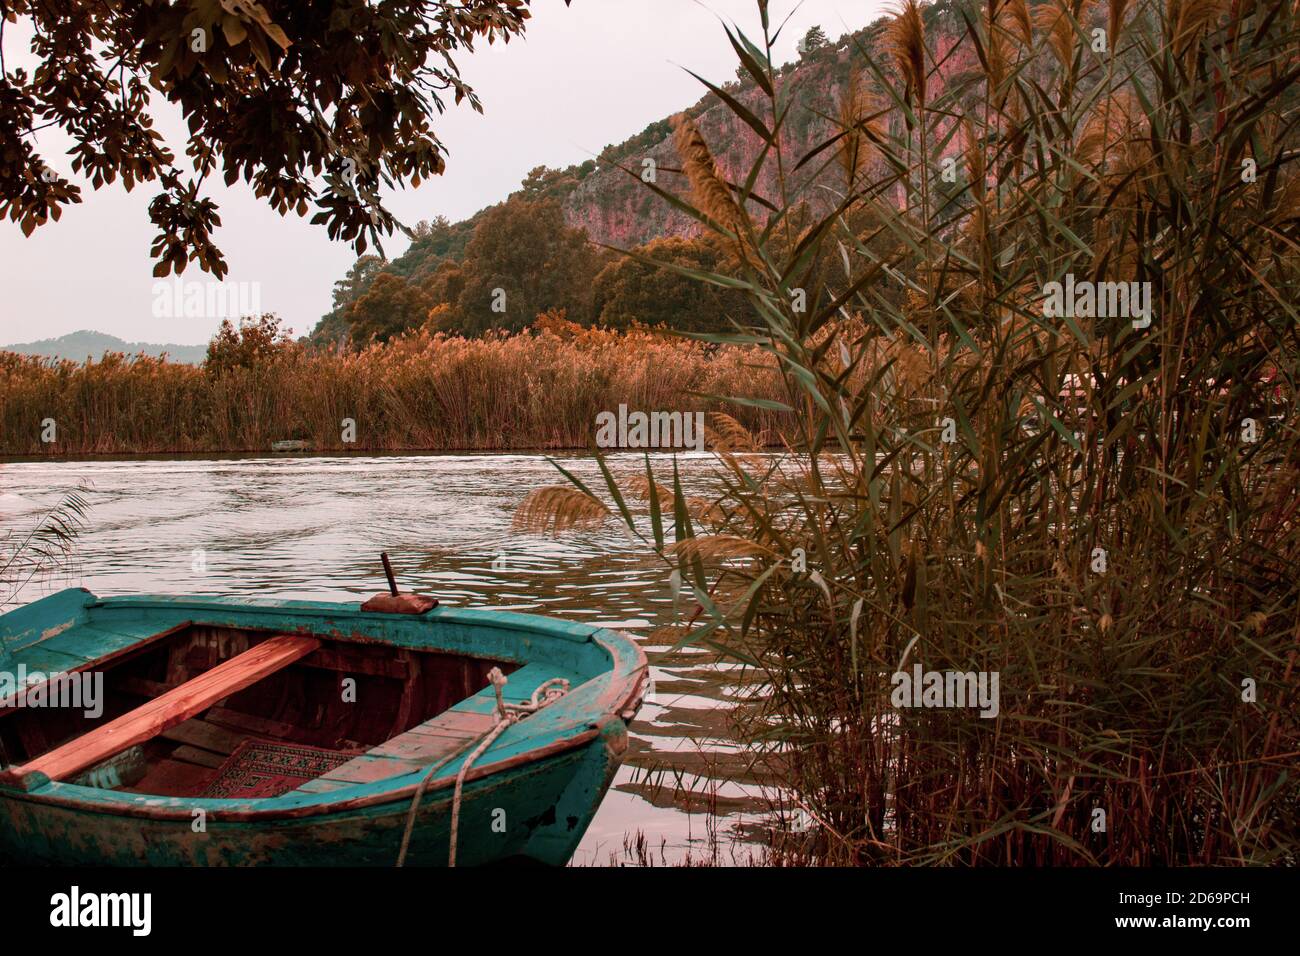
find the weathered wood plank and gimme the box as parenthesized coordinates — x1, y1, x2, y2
(3, 620, 193, 712)
(298, 707, 497, 793)
(171, 745, 226, 769)
(442, 663, 552, 716)
(0, 587, 96, 652)
(159, 719, 246, 757)
(426, 710, 498, 736)
(368, 732, 473, 763)
(293, 777, 353, 794)
(320, 754, 425, 784)
(204, 706, 301, 741)
(121, 758, 214, 797)
(300, 646, 412, 680)
(11, 634, 320, 783)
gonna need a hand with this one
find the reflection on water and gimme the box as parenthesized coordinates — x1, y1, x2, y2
(0, 452, 770, 864)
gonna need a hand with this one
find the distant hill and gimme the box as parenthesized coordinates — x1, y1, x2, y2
(0, 330, 208, 364)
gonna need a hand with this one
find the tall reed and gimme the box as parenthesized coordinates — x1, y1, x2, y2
(531, 0, 1300, 864)
(0, 318, 787, 455)
(0, 489, 88, 611)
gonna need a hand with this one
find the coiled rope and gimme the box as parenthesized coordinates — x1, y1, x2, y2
(395, 666, 569, 867)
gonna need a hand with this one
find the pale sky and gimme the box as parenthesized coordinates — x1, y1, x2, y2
(0, 0, 889, 347)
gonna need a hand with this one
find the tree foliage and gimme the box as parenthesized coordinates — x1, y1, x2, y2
(591, 235, 746, 331)
(449, 196, 606, 334)
(345, 272, 434, 344)
(0, 0, 554, 277)
(312, 253, 387, 346)
(205, 313, 296, 371)
(799, 24, 829, 54)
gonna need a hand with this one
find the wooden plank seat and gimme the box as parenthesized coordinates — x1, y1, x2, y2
(1, 634, 320, 785)
(290, 662, 557, 795)
(294, 708, 497, 795)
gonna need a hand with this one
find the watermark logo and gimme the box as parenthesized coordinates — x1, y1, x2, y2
(595, 404, 706, 452)
(49, 886, 151, 937)
(0, 667, 103, 719)
(890, 664, 1000, 719)
(151, 278, 261, 320)
(1042, 273, 1152, 329)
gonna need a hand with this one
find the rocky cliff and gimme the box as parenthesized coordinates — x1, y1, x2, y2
(557, 0, 976, 248)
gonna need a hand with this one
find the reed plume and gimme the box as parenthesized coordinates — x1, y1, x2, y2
(705, 412, 761, 453)
(512, 486, 610, 534)
(837, 69, 869, 190)
(668, 534, 778, 562)
(886, 0, 928, 109)
(619, 474, 673, 503)
(1007, 0, 1034, 43)
(685, 497, 726, 527)
(1168, 0, 1230, 46)
(1034, 0, 1084, 68)
(984, 0, 1009, 91)
(672, 114, 748, 262)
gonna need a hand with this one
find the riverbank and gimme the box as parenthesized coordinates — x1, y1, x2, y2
(0, 320, 787, 456)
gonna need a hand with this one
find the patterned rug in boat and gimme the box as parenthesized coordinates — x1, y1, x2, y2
(203, 740, 353, 798)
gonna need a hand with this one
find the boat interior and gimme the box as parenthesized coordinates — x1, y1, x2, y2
(0, 623, 518, 799)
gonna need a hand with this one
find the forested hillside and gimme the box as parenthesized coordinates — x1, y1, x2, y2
(311, 10, 946, 345)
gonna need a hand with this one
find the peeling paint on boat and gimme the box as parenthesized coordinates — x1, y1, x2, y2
(39, 621, 75, 641)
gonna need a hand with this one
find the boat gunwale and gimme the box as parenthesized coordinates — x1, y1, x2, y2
(0, 618, 195, 711)
(91, 593, 607, 644)
(0, 593, 648, 822)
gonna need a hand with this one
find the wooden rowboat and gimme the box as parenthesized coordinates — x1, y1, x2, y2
(0, 587, 647, 866)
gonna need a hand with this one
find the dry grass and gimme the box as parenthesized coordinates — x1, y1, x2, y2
(0, 319, 787, 455)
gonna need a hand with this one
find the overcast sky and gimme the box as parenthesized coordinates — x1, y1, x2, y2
(0, 0, 889, 347)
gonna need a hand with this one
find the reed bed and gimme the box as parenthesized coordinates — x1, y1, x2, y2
(0, 319, 787, 455)
(527, 0, 1300, 864)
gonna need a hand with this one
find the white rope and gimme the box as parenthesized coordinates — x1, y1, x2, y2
(396, 666, 569, 867)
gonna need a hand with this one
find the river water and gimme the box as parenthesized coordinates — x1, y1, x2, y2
(0, 453, 772, 865)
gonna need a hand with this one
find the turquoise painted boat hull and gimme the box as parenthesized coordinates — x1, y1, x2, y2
(0, 588, 648, 866)
(1, 724, 624, 866)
